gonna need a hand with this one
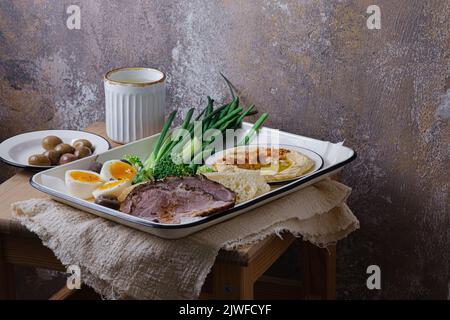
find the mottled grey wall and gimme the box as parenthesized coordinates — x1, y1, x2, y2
(1, 1, 448, 299)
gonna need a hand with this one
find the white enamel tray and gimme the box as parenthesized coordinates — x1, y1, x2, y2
(30, 123, 356, 239)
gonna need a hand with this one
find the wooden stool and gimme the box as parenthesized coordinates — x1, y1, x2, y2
(0, 227, 335, 300)
(201, 234, 336, 300)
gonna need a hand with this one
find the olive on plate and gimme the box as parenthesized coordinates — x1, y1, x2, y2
(28, 154, 51, 166)
(55, 143, 75, 155)
(42, 135, 63, 151)
(74, 146, 92, 159)
(73, 139, 93, 151)
(59, 153, 78, 165)
(88, 161, 103, 173)
(95, 195, 120, 210)
(43, 149, 62, 165)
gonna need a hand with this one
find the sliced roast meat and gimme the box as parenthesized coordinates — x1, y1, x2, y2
(164, 175, 236, 202)
(121, 176, 236, 224)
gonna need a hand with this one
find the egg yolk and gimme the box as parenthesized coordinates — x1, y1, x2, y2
(70, 171, 100, 183)
(97, 180, 123, 190)
(110, 162, 136, 180)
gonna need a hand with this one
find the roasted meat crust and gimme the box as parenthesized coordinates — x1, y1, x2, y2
(121, 176, 236, 224)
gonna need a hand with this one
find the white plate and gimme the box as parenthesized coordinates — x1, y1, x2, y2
(205, 144, 324, 185)
(0, 130, 110, 170)
(30, 122, 356, 239)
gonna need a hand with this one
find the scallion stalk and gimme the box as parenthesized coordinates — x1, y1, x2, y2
(238, 113, 268, 146)
(233, 104, 255, 129)
(212, 107, 243, 129)
(144, 110, 177, 168)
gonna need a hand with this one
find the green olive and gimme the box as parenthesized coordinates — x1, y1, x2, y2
(41, 136, 63, 151)
(73, 139, 93, 151)
(59, 153, 78, 165)
(54, 143, 75, 155)
(28, 154, 51, 166)
(43, 149, 61, 165)
(74, 146, 92, 159)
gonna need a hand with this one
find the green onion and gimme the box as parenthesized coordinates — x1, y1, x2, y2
(156, 108, 194, 161)
(202, 103, 229, 127)
(220, 72, 238, 98)
(238, 113, 268, 146)
(144, 110, 177, 168)
(212, 107, 243, 129)
(136, 73, 269, 179)
(202, 97, 214, 131)
(206, 96, 214, 116)
(226, 97, 239, 116)
(234, 104, 255, 129)
(189, 148, 213, 172)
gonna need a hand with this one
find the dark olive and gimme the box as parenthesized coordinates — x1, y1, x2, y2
(59, 153, 78, 165)
(42, 136, 63, 151)
(55, 143, 75, 155)
(74, 146, 92, 159)
(95, 195, 120, 210)
(43, 149, 61, 165)
(28, 154, 51, 166)
(73, 139, 93, 151)
(88, 161, 103, 173)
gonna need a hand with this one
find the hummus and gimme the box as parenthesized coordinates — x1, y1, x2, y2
(213, 146, 315, 183)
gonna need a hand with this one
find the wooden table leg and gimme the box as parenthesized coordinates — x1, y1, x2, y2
(300, 242, 336, 300)
(209, 262, 254, 300)
(202, 235, 299, 300)
(0, 238, 16, 299)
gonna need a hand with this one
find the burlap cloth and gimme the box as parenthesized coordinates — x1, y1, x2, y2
(11, 179, 358, 300)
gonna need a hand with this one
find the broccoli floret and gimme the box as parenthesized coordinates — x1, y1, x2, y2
(123, 154, 144, 169)
(124, 152, 194, 182)
(197, 165, 216, 174)
(123, 154, 154, 184)
(132, 168, 154, 184)
(153, 154, 194, 180)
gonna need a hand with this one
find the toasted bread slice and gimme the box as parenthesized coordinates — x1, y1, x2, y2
(203, 168, 270, 203)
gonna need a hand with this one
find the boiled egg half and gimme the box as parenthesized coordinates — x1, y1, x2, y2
(92, 179, 131, 199)
(65, 170, 103, 199)
(100, 160, 137, 181)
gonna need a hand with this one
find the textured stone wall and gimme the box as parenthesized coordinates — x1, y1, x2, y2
(0, 1, 448, 299)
